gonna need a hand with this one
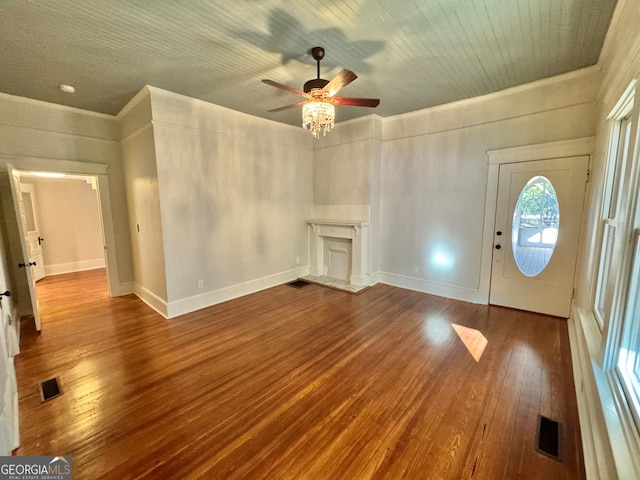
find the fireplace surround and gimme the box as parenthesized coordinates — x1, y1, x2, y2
(305, 219, 370, 287)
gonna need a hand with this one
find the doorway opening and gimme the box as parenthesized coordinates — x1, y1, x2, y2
(19, 171, 107, 280)
(15, 169, 110, 331)
(2, 160, 121, 334)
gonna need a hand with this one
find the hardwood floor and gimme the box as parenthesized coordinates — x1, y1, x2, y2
(15, 269, 585, 479)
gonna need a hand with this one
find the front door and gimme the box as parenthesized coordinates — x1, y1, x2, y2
(489, 156, 589, 317)
(8, 165, 41, 331)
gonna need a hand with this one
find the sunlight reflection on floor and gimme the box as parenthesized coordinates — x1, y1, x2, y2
(452, 324, 488, 362)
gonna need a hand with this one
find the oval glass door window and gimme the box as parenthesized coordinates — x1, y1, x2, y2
(512, 176, 559, 277)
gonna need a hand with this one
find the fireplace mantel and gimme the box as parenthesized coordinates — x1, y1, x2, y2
(305, 219, 370, 286)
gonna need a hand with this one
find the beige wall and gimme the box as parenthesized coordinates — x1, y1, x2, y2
(26, 177, 105, 275)
(118, 87, 314, 316)
(150, 88, 313, 311)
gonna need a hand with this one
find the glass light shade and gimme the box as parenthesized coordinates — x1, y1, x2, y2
(302, 100, 335, 138)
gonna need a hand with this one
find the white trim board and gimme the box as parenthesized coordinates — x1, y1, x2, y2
(165, 266, 310, 319)
(132, 266, 311, 320)
(486, 137, 596, 165)
(134, 283, 169, 318)
(0, 156, 109, 175)
(378, 272, 479, 304)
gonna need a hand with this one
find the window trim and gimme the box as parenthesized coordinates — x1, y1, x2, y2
(591, 80, 637, 364)
(600, 78, 640, 469)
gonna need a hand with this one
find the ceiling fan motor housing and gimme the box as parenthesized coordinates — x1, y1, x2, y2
(304, 78, 329, 93)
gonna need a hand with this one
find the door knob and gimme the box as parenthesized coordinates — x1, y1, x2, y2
(38, 236, 44, 245)
(18, 261, 37, 268)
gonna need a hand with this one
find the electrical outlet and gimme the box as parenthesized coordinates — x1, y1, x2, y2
(413, 265, 419, 274)
(296, 257, 300, 265)
(197, 280, 204, 289)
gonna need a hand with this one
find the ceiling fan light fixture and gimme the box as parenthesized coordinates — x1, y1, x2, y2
(302, 95, 334, 139)
(263, 46, 378, 138)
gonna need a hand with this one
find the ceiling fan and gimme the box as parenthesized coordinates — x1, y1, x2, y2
(262, 46, 380, 138)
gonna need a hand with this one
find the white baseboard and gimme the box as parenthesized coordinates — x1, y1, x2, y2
(134, 283, 169, 318)
(377, 272, 480, 303)
(45, 258, 106, 276)
(166, 266, 310, 318)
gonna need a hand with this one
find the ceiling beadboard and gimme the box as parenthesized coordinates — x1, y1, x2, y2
(0, 0, 617, 126)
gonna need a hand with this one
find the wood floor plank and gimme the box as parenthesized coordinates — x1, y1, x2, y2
(14, 269, 585, 479)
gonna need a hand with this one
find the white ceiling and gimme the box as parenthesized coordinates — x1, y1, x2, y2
(0, 0, 617, 127)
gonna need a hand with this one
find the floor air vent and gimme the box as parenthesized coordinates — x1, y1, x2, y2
(287, 279, 310, 289)
(536, 415, 561, 460)
(40, 377, 63, 402)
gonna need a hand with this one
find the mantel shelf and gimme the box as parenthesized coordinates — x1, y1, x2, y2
(305, 219, 370, 227)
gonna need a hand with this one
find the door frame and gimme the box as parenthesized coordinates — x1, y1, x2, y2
(1, 156, 122, 298)
(478, 137, 595, 304)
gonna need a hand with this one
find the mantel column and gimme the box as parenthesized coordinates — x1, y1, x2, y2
(308, 223, 324, 277)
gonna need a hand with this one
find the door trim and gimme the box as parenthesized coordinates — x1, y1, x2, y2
(478, 137, 595, 304)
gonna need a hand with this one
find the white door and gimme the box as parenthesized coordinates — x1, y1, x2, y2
(19, 184, 46, 281)
(490, 156, 589, 317)
(8, 165, 41, 331)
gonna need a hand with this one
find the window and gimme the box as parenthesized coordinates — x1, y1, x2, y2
(597, 81, 640, 431)
(594, 107, 633, 330)
(512, 176, 559, 277)
(618, 226, 640, 426)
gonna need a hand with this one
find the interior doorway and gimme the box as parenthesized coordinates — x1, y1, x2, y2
(1, 160, 120, 333)
(14, 169, 109, 332)
(19, 171, 106, 279)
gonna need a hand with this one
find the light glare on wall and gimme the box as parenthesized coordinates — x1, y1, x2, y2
(429, 244, 456, 272)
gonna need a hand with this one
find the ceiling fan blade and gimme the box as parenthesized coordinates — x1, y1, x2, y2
(267, 100, 308, 113)
(261, 79, 306, 97)
(322, 69, 357, 97)
(331, 97, 380, 107)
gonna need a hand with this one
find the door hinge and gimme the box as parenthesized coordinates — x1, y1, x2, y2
(572, 287, 576, 299)
(586, 169, 590, 183)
